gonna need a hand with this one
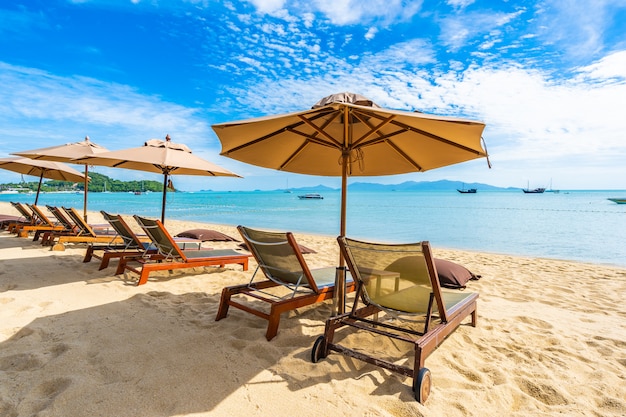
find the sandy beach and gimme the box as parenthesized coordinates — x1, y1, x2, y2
(1, 202, 625, 417)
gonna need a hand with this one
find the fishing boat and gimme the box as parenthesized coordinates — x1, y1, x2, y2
(607, 198, 626, 204)
(457, 188, 477, 194)
(298, 193, 323, 200)
(523, 187, 546, 194)
(522, 181, 545, 193)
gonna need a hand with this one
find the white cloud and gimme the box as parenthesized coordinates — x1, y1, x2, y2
(246, 0, 287, 13)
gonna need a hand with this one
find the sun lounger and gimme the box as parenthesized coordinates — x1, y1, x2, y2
(310, 237, 479, 404)
(83, 211, 201, 272)
(116, 215, 250, 286)
(46, 207, 121, 251)
(4, 202, 36, 232)
(14, 204, 65, 238)
(215, 226, 355, 341)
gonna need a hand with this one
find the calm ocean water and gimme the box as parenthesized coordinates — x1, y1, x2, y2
(2, 189, 625, 267)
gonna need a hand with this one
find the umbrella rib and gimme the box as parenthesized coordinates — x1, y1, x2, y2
(389, 120, 483, 155)
(297, 114, 343, 147)
(222, 119, 308, 154)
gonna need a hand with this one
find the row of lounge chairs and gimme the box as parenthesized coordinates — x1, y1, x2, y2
(1, 202, 479, 404)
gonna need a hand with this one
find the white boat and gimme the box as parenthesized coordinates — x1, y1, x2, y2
(298, 193, 323, 199)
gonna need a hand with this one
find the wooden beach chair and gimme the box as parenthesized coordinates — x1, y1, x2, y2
(1, 202, 31, 230)
(311, 237, 479, 404)
(35, 205, 77, 243)
(14, 204, 65, 238)
(215, 226, 355, 341)
(83, 211, 201, 272)
(5, 202, 37, 232)
(47, 207, 121, 251)
(117, 215, 250, 286)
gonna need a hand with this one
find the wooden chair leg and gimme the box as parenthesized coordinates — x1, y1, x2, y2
(265, 307, 281, 341)
(83, 245, 95, 263)
(215, 288, 233, 321)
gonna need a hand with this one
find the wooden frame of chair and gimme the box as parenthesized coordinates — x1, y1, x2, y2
(117, 216, 250, 286)
(82, 211, 154, 270)
(310, 236, 479, 404)
(35, 205, 78, 244)
(215, 225, 355, 341)
(1, 202, 32, 230)
(47, 207, 122, 251)
(15, 204, 65, 238)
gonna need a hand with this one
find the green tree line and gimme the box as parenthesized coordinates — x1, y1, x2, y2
(0, 172, 172, 193)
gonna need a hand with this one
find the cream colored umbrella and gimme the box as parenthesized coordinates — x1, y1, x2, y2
(75, 135, 241, 223)
(13, 136, 110, 221)
(0, 157, 86, 204)
(212, 92, 490, 312)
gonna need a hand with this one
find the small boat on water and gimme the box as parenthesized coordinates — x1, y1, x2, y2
(298, 193, 323, 200)
(607, 198, 626, 204)
(457, 188, 477, 194)
(523, 187, 546, 194)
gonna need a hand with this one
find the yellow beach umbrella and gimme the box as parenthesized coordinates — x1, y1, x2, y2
(212, 92, 490, 312)
(0, 157, 87, 204)
(13, 136, 110, 221)
(75, 135, 241, 223)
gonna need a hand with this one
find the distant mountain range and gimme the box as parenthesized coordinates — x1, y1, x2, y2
(282, 180, 516, 192)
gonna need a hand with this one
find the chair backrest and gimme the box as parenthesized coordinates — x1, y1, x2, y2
(134, 215, 185, 261)
(27, 204, 56, 227)
(337, 236, 448, 321)
(238, 225, 320, 293)
(11, 202, 34, 223)
(101, 211, 144, 250)
(47, 205, 76, 231)
(62, 207, 97, 237)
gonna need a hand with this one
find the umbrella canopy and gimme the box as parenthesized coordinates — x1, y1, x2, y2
(212, 92, 490, 312)
(0, 157, 86, 204)
(13, 136, 110, 220)
(75, 135, 241, 223)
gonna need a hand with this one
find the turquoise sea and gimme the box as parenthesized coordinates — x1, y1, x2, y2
(2, 189, 625, 267)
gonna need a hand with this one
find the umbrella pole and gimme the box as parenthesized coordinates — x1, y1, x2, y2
(83, 166, 88, 221)
(161, 173, 168, 224)
(34, 172, 44, 205)
(333, 108, 351, 315)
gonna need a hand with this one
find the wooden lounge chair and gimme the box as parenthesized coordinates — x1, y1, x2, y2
(215, 226, 355, 341)
(1, 202, 32, 230)
(14, 204, 65, 238)
(117, 215, 250, 286)
(311, 237, 479, 404)
(4, 202, 37, 232)
(83, 211, 201, 272)
(47, 207, 121, 251)
(35, 205, 78, 243)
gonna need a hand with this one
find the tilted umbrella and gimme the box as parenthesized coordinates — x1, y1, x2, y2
(13, 136, 110, 221)
(212, 92, 490, 312)
(75, 135, 241, 223)
(0, 157, 86, 204)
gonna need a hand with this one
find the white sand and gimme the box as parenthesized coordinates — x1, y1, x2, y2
(0, 202, 625, 417)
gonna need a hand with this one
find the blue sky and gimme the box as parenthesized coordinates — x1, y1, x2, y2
(1, 0, 625, 191)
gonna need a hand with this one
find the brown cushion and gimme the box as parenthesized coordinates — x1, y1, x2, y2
(238, 242, 317, 254)
(435, 258, 480, 289)
(175, 229, 239, 242)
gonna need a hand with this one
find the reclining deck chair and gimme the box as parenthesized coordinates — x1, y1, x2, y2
(4, 202, 37, 232)
(35, 205, 78, 243)
(215, 226, 355, 341)
(117, 215, 250, 286)
(14, 204, 65, 238)
(311, 237, 479, 404)
(1, 202, 32, 230)
(82, 211, 151, 270)
(84, 211, 201, 272)
(47, 207, 121, 251)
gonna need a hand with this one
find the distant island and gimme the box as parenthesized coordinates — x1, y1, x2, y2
(276, 180, 516, 193)
(0, 172, 169, 194)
